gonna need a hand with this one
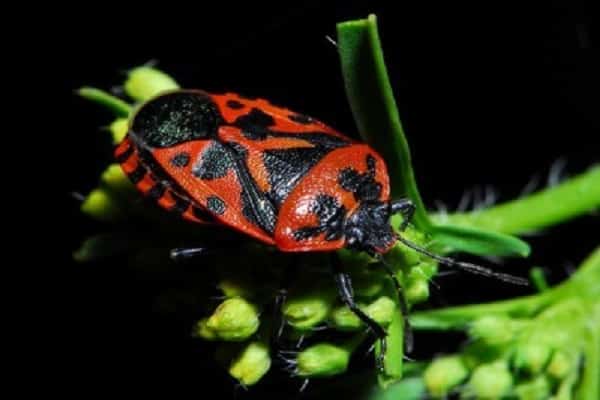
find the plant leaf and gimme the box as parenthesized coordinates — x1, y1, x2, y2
(431, 223, 530, 257)
(337, 15, 531, 260)
(337, 15, 430, 230)
(78, 87, 132, 117)
(437, 166, 600, 236)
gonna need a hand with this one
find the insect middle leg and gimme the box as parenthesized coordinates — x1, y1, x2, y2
(271, 259, 299, 349)
(331, 253, 387, 371)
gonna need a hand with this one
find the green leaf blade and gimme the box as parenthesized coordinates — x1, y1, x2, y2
(337, 15, 431, 230)
(431, 223, 531, 257)
(77, 87, 132, 117)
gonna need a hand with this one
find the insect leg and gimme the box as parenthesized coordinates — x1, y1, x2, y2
(376, 257, 414, 353)
(169, 247, 210, 261)
(272, 260, 298, 348)
(331, 253, 387, 372)
(390, 198, 415, 231)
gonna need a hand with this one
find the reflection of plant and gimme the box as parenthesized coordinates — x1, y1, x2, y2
(76, 14, 599, 399)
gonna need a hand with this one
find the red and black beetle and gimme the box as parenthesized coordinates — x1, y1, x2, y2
(115, 90, 526, 366)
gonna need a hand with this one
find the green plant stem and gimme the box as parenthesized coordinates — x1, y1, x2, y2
(435, 166, 600, 235)
(410, 246, 600, 330)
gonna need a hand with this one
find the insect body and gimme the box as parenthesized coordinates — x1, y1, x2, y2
(115, 89, 526, 368)
(116, 90, 415, 255)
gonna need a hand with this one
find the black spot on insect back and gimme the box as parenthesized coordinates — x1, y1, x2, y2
(130, 91, 222, 148)
(234, 108, 275, 129)
(338, 155, 382, 202)
(293, 194, 347, 242)
(170, 152, 190, 168)
(192, 142, 235, 180)
(206, 196, 226, 215)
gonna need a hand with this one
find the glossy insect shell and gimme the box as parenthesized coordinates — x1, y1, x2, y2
(115, 90, 397, 254)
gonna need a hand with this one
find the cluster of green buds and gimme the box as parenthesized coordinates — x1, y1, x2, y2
(188, 236, 437, 386)
(413, 248, 600, 399)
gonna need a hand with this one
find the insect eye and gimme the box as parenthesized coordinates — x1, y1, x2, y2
(130, 90, 222, 148)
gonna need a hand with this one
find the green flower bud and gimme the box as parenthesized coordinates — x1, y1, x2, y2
(124, 66, 179, 102)
(513, 340, 552, 375)
(331, 296, 396, 331)
(72, 233, 132, 262)
(217, 279, 254, 299)
(81, 188, 124, 221)
(352, 270, 385, 298)
(283, 288, 336, 331)
(470, 315, 518, 345)
(424, 355, 469, 397)
(101, 164, 135, 196)
(206, 298, 259, 341)
(405, 268, 430, 305)
(514, 375, 551, 400)
(296, 343, 351, 377)
(552, 371, 577, 400)
(416, 261, 438, 279)
(109, 118, 128, 144)
(192, 318, 217, 340)
(228, 342, 271, 386)
(463, 361, 512, 399)
(546, 350, 575, 380)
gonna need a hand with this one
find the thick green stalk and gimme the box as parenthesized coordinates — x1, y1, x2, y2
(436, 166, 600, 235)
(411, 246, 600, 330)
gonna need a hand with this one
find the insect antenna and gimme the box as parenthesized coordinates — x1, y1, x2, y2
(395, 235, 529, 286)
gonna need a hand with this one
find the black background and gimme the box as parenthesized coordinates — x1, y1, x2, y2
(51, 1, 597, 398)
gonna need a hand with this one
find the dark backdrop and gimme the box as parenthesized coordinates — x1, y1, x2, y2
(52, 1, 597, 398)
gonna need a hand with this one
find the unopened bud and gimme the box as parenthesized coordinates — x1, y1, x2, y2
(124, 66, 179, 102)
(109, 118, 128, 144)
(331, 296, 395, 331)
(192, 318, 217, 340)
(470, 315, 520, 345)
(81, 188, 124, 221)
(405, 268, 430, 305)
(218, 279, 254, 299)
(283, 288, 335, 331)
(296, 343, 351, 377)
(513, 340, 552, 375)
(352, 270, 385, 298)
(424, 355, 469, 397)
(206, 298, 259, 341)
(464, 361, 512, 399)
(101, 164, 135, 196)
(514, 375, 551, 400)
(546, 350, 576, 380)
(228, 342, 271, 386)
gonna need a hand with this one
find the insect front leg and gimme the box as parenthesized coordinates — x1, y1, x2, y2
(331, 253, 387, 372)
(169, 246, 212, 261)
(390, 198, 415, 231)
